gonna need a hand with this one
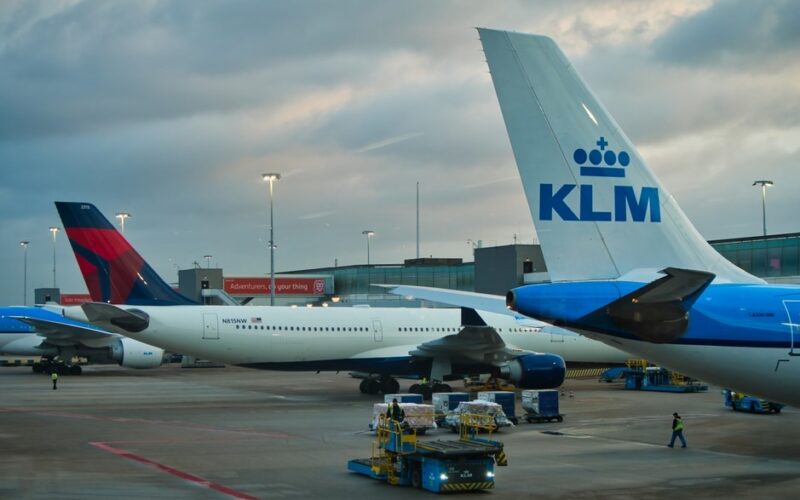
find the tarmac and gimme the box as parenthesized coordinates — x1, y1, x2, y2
(1, 363, 798, 499)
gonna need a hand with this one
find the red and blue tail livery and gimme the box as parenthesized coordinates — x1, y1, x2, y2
(55, 202, 196, 306)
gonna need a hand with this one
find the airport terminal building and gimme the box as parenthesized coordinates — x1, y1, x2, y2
(51, 232, 800, 306)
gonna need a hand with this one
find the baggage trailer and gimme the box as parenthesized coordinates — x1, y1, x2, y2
(522, 389, 563, 423)
(349, 414, 507, 493)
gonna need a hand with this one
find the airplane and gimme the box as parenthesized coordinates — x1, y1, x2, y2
(0, 306, 165, 374)
(44, 201, 630, 397)
(387, 28, 800, 407)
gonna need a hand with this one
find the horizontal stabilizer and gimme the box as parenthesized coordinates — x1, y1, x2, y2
(587, 268, 715, 343)
(376, 284, 514, 317)
(82, 302, 150, 333)
(11, 316, 112, 341)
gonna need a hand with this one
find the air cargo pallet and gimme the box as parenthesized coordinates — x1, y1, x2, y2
(349, 414, 506, 493)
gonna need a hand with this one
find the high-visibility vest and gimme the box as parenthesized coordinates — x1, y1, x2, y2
(675, 419, 684, 431)
(51, 372, 58, 381)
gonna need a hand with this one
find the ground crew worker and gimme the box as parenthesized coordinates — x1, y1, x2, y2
(386, 398, 405, 423)
(667, 412, 686, 448)
(51, 371, 58, 390)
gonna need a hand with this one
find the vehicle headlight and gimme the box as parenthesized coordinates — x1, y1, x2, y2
(486, 471, 495, 478)
(439, 473, 448, 481)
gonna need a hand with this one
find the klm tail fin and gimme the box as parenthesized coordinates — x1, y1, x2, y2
(478, 28, 761, 284)
(55, 202, 197, 305)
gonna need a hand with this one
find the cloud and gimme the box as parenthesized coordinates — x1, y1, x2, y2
(1, 1, 799, 305)
(652, 0, 800, 67)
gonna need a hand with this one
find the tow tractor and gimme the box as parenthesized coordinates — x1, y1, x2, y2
(348, 413, 507, 493)
(723, 389, 783, 414)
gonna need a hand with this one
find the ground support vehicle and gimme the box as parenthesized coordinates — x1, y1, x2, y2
(723, 389, 783, 414)
(621, 360, 707, 393)
(522, 389, 563, 423)
(348, 414, 507, 493)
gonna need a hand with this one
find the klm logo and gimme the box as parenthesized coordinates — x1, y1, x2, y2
(540, 137, 661, 223)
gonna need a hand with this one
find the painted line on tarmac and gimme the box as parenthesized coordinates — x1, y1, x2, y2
(90, 441, 260, 500)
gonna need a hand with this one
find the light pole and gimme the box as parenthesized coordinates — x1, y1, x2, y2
(362, 230, 375, 265)
(115, 212, 131, 234)
(49, 226, 59, 287)
(752, 180, 773, 237)
(262, 173, 281, 306)
(204, 255, 213, 268)
(20, 241, 29, 305)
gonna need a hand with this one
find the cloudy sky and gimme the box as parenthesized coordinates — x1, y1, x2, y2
(2, 0, 799, 305)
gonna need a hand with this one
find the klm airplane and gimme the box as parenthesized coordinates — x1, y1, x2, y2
(386, 28, 800, 407)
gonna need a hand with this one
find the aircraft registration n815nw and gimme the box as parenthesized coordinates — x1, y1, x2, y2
(44, 201, 627, 397)
(387, 29, 800, 407)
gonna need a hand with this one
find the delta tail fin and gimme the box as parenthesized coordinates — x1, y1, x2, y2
(478, 28, 761, 284)
(55, 202, 197, 305)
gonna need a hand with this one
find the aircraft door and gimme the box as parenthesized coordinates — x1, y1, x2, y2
(203, 313, 219, 340)
(372, 320, 383, 342)
(550, 331, 565, 343)
(781, 300, 800, 356)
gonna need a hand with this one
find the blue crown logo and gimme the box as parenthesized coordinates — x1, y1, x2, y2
(573, 137, 630, 178)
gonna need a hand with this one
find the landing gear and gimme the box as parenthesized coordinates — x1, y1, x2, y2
(359, 376, 399, 395)
(32, 359, 82, 375)
(409, 382, 451, 400)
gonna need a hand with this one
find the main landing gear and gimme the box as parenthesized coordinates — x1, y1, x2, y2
(359, 376, 400, 395)
(409, 382, 452, 400)
(32, 360, 82, 375)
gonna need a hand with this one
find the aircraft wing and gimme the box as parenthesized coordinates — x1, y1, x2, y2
(410, 308, 526, 366)
(11, 315, 115, 347)
(376, 284, 514, 317)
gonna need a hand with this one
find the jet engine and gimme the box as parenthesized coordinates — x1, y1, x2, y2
(109, 338, 164, 369)
(499, 353, 565, 389)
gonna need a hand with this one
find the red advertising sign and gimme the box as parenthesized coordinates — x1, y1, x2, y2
(224, 277, 328, 296)
(60, 294, 92, 305)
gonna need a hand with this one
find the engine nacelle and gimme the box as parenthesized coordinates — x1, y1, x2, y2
(500, 353, 566, 389)
(109, 338, 164, 369)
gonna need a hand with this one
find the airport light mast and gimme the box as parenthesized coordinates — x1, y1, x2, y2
(362, 230, 375, 266)
(115, 212, 131, 234)
(20, 241, 29, 305)
(262, 173, 281, 306)
(49, 227, 59, 288)
(752, 180, 773, 237)
(204, 255, 213, 268)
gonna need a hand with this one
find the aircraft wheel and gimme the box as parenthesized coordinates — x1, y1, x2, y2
(432, 383, 452, 393)
(381, 377, 400, 394)
(366, 378, 381, 395)
(56, 364, 69, 375)
(411, 467, 422, 489)
(420, 385, 432, 401)
(69, 365, 82, 375)
(409, 384, 421, 395)
(359, 379, 369, 394)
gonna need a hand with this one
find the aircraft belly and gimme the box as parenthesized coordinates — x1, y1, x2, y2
(590, 332, 800, 406)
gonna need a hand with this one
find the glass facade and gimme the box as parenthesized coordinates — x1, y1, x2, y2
(286, 262, 474, 303)
(709, 233, 800, 279)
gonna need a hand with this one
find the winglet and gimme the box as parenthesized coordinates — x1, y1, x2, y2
(82, 302, 150, 333)
(461, 308, 488, 327)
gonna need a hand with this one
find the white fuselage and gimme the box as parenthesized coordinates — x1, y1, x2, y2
(585, 331, 800, 406)
(68, 306, 627, 368)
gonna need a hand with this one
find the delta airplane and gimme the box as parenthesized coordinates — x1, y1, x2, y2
(388, 28, 800, 406)
(0, 306, 164, 374)
(40, 202, 629, 396)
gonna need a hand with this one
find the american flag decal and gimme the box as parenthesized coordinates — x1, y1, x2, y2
(251, 317, 262, 324)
